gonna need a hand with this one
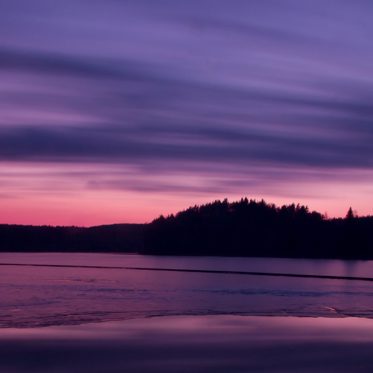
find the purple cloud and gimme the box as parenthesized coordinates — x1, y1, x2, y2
(1, 0, 373, 219)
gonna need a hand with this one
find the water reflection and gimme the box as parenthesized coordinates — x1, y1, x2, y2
(1, 252, 373, 277)
(1, 316, 373, 373)
(1, 254, 373, 327)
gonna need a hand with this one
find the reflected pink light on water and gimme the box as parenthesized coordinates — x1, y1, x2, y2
(3, 315, 373, 373)
(2, 253, 373, 372)
(2, 315, 373, 341)
(3, 253, 373, 328)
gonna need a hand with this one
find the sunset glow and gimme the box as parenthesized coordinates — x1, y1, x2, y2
(2, 1, 373, 225)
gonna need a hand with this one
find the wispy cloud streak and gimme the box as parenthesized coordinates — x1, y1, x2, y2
(2, 0, 373, 221)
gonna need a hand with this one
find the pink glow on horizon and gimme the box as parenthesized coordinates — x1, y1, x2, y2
(1, 163, 373, 226)
(1, 188, 373, 227)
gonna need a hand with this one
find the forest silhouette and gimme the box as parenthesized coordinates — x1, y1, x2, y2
(1, 198, 373, 259)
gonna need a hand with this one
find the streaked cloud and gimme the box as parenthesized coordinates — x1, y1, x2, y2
(2, 0, 373, 222)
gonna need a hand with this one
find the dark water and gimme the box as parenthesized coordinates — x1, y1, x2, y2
(2, 316, 373, 373)
(2, 253, 373, 327)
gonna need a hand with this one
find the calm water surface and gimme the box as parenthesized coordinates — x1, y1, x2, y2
(1, 253, 373, 327)
(2, 316, 373, 372)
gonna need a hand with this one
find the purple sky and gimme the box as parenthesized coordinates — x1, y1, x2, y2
(1, 0, 373, 225)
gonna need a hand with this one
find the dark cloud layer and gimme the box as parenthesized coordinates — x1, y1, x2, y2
(0, 122, 371, 169)
(1, 0, 373, 199)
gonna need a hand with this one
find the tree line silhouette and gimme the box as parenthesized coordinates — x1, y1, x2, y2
(1, 198, 373, 259)
(0, 224, 144, 253)
(143, 198, 373, 259)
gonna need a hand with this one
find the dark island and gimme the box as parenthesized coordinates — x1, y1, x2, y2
(1, 198, 373, 259)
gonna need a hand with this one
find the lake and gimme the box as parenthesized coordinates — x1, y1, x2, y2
(2, 253, 373, 327)
(3, 315, 373, 372)
(3, 253, 373, 372)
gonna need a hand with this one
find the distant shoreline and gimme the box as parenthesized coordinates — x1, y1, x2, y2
(1, 198, 373, 259)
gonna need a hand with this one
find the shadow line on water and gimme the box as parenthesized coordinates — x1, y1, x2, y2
(1, 262, 372, 282)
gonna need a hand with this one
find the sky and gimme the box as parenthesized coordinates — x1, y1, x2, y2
(1, 0, 373, 226)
